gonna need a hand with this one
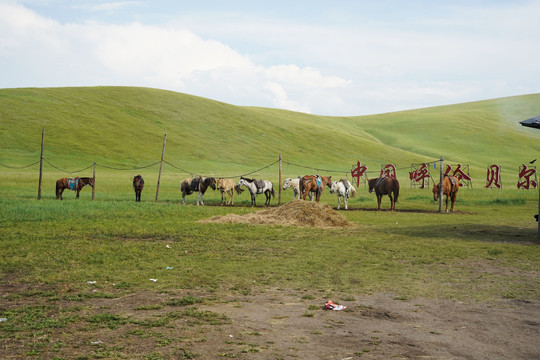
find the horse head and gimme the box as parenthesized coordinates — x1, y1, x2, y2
(207, 177, 217, 190)
(368, 178, 375, 193)
(282, 178, 292, 190)
(216, 178, 224, 190)
(329, 181, 338, 194)
(323, 176, 332, 186)
(432, 183, 440, 201)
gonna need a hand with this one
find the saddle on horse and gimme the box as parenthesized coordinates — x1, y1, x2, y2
(191, 177, 201, 192)
(68, 177, 79, 191)
(254, 179, 265, 193)
(446, 175, 458, 194)
(340, 178, 349, 192)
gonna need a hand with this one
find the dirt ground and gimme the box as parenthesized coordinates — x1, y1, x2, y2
(2, 286, 539, 359)
(192, 289, 540, 360)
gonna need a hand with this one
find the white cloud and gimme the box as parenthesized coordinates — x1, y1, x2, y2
(1, 1, 539, 115)
(84, 2, 142, 12)
(0, 3, 352, 113)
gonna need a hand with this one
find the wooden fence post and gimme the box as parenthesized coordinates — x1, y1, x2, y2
(37, 128, 44, 200)
(537, 184, 540, 240)
(439, 156, 444, 213)
(278, 155, 282, 206)
(92, 162, 96, 201)
(155, 133, 167, 202)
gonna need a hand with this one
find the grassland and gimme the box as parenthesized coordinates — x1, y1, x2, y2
(1, 87, 539, 359)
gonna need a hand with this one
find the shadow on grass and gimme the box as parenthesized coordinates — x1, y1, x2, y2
(393, 223, 539, 244)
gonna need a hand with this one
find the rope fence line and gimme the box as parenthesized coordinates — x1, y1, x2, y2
(1, 157, 447, 178)
(43, 158, 94, 174)
(98, 161, 162, 171)
(0, 160, 40, 169)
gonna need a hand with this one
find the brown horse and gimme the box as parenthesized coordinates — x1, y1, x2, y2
(298, 175, 332, 202)
(216, 178, 244, 206)
(433, 175, 459, 213)
(133, 175, 144, 202)
(56, 177, 94, 200)
(368, 177, 400, 211)
(180, 176, 216, 205)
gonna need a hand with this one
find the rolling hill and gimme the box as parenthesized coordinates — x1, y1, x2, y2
(1, 87, 539, 182)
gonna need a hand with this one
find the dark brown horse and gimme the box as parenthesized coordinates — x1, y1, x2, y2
(56, 177, 94, 200)
(133, 175, 144, 202)
(433, 175, 459, 213)
(180, 176, 216, 205)
(298, 175, 332, 202)
(368, 177, 400, 211)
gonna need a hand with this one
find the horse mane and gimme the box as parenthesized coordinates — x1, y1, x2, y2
(241, 177, 254, 183)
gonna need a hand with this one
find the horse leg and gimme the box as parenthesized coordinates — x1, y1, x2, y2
(445, 195, 449, 213)
(302, 184, 308, 201)
(198, 191, 204, 206)
(76, 188, 80, 199)
(344, 194, 348, 210)
(377, 194, 382, 210)
(337, 195, 341, 210)
(388, 194, 393, 211)
(251, 193, 256, 207)
(182, 193, 186, 205)
(450, 194, 455, 212)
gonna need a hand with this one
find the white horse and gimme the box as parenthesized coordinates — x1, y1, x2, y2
(237, 177, 275, 206)
(282, 177, 314, 201)
(329, 180, 356, 210)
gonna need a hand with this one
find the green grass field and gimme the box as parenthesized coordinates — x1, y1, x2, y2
(1, 87, 539, 359)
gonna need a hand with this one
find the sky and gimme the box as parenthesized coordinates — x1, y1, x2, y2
(1, 0, 539, 116)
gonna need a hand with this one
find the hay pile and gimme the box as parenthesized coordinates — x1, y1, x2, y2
(200, 200, 355, 228)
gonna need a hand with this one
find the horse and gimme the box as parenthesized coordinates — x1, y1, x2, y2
(180, 176, 216, 205)
(298, 175, 332, 202)
(237, 177, 275, 207)
(282, 177, 313, 201)
(329, 179, 356, 210)
(56, 177, 94, 200)
(133, 175, 144, 202)
(368, 177, 400, 211)
(433, 175, 459, 213)
(216, 178, 244, 206)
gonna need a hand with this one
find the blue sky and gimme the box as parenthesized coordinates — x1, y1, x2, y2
(1, 0, 539, 115)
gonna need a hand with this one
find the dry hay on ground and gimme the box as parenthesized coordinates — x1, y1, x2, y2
(200, 200, 355, 228)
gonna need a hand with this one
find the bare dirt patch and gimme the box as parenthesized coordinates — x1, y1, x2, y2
(2, 285, 539, 359)
(200, 200, 355, 228)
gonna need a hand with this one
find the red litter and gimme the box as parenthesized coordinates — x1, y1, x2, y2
(325, 300, 346, 311)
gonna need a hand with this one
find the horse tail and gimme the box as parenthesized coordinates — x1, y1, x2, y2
(55, 179, 60, 198)
(271, 188, 275, 199)
(350, 185, 356, 198)
(299, 178, 304, 197)
(394, 180, 400, 203)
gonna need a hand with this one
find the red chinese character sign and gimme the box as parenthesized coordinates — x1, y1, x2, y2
(485, 165, 502, 189)
(351, 161, 368, 187)
(409, 163, 430, 188)
(380, 164, 397, 179)
(444, 164, 472, 188)
(517, 164, 537, 190)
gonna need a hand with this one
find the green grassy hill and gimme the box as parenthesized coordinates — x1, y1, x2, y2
(1, 87, 539, 182)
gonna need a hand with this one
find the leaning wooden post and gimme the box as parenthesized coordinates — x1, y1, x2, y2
(92, 162, 96, 201)
(155, 133, 167, 202)
(278, 155, 282, 206)
(37, 128, 45, 200)
(439, 156, 444, 213)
